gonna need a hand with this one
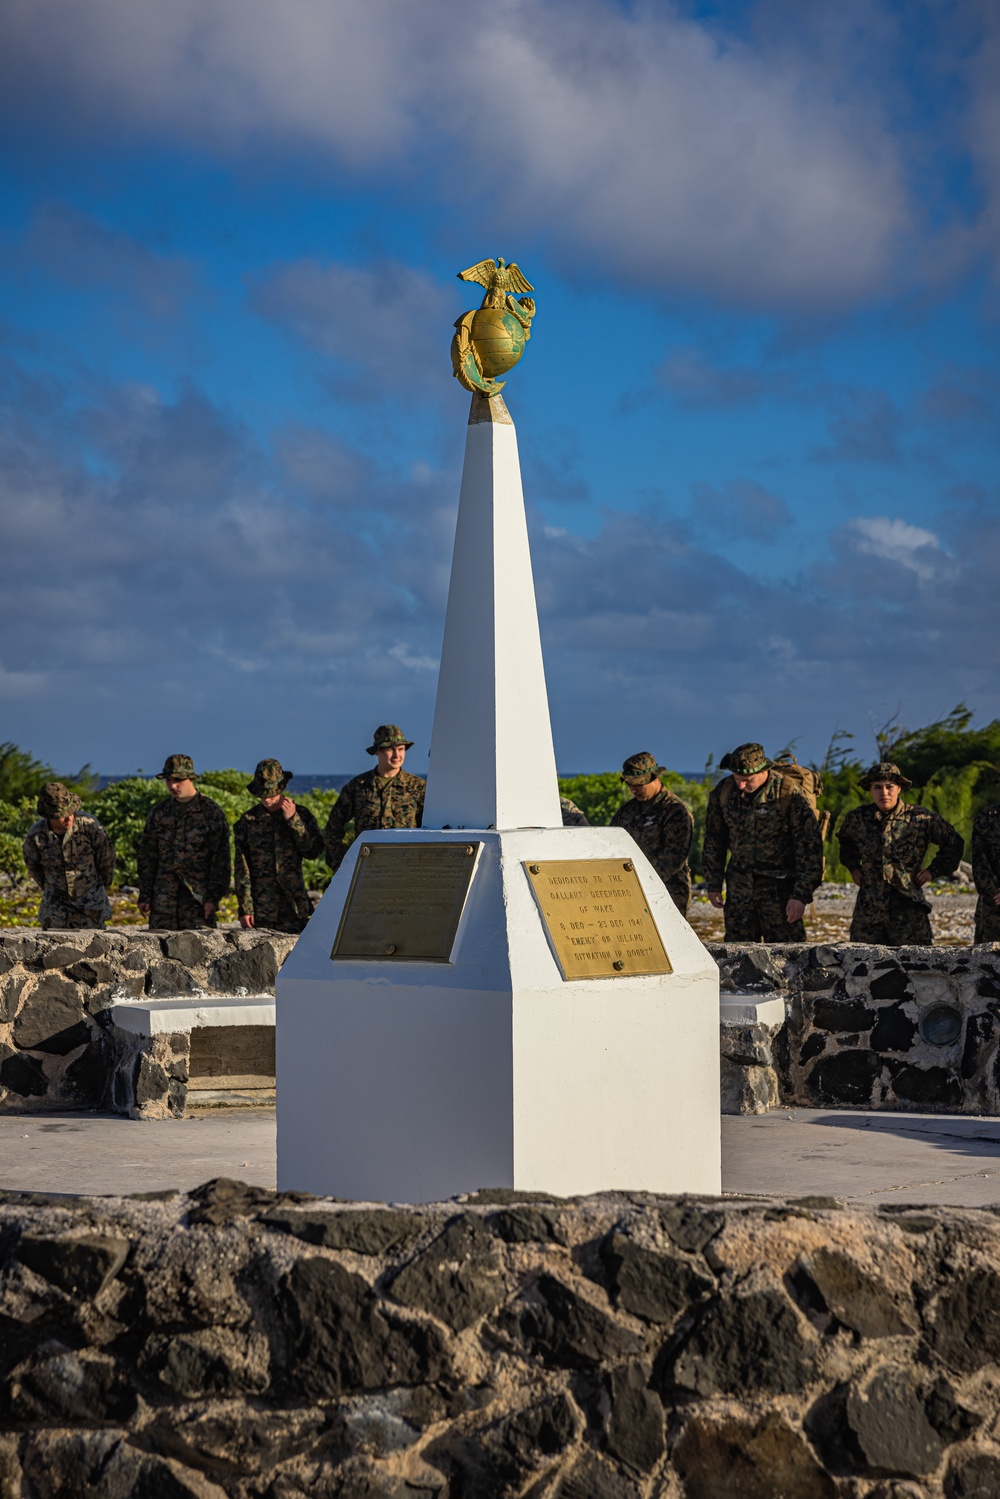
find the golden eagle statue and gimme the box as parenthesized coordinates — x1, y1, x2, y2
(451, 257, 536, 399)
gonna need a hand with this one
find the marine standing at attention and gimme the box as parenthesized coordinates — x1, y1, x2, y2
(324, 725, 426, 876)
(137, 755, 232, 930)
(971, 800, 1000, 945)
(22, 782, 116, 930)
(234, 759, 323, 934)
(610, 752, 693, 915)
(838, 762, 964, 946)
(703, 742, 823, 942)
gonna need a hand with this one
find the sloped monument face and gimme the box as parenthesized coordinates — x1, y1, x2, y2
(276, 259, 721, 1201)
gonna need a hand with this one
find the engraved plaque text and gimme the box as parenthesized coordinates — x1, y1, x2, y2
(332, 841, 480, 962)
(524, 859, 672, 980)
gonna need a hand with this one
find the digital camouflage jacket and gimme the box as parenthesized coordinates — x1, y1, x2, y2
(837, 801, 963, 912)
(22, 814, 115, 928)
(234, 802, 324, 932)
(324, 769, 426, 874)
(703, 770, 823, 906)
(972, 803, 1000, 944)
(610, 788, 693, 912)
(137, 793, 232, 924)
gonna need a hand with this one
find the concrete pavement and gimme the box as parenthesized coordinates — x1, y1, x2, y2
(2, 1107, 1000, 1206)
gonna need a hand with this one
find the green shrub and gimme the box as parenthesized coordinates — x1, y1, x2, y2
(0, 798, 42, 884)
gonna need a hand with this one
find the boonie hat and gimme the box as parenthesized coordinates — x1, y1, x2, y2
(860, 761, 912, 790)
(37, 782, 82, 819)
(248, 758, 293, 796)
(727, 743, 772, 776)
(366, 724, 414, 755)
(156, 754, 198, 781)
(621, 751, 660, 785)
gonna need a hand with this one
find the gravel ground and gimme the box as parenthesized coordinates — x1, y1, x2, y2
(687, 880, 978, 946)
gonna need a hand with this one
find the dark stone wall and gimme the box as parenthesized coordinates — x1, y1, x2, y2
(4, 930, 998, 1121)
(713, 942, 1000, 1115)
(1, 1182, 1000, 1496)
(0, 929, 295, 1118)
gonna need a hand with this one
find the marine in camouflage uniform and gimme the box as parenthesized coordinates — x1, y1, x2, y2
(234, 759, 324, 935)
(703, 743, 823, 943)
(137, 754, 232, 930)
(22, 782, 115, 930)
(972, 803, 1000, 945)
(560, 795, 589, 827)
(610, 752, 693, 915)
(837, 762, 963, 946)
(324, 725, 426, 876)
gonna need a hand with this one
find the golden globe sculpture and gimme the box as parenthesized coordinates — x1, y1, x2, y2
(450, 257, 536, 399)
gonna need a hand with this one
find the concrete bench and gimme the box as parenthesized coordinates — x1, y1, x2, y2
(109, 996, 276, 1116)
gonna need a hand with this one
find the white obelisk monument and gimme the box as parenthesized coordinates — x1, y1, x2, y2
(276, 270, 720, 1202)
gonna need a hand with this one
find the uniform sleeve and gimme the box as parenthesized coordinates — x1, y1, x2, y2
(234, 817, 253, 917)
(926, 812, 964, 881)
(837, 810, 861, 875)
(205, 803, 232, 905)
(291, 806, 325, 860)
(136, 808, 160, 904)
(972, 814, 1000, 903)
(21, 833, 44, 890)
(89, 820, 116, 888)
(788, 793, 823, 903)
(656, 798, 693, 881)
(324, 787, 353, 873)
(701, 788, 729, 892)
(413, 777, 425, 829)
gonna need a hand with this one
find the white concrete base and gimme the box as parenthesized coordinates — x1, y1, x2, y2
(110, 997, 275, 1037)
(719, 994, 786, 1028)
(276, 826, 721, 1203)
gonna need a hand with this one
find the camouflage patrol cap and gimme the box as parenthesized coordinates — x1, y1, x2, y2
(366, 724, 414, 755)
(247, 758, 293, 796)
(621, 751, 660, 785)
(860, 761, 912, 790)
(156, 753, 198, 781)
(36, 782, 82, 818)
(728, 743, 772, 776)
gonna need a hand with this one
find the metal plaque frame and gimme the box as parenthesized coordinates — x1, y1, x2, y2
(524, 858, 672, 980)
(331, 841, 481, 963)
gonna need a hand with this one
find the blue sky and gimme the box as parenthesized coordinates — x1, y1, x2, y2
(0, 0, 998, 778)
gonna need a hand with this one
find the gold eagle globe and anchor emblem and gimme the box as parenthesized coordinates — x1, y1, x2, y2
(450, 257, 536, 399)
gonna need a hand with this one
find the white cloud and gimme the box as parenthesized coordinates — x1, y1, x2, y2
(845, 516, 944, 578)
(249, 259, 454, 400)
(0, 0, 910, 308)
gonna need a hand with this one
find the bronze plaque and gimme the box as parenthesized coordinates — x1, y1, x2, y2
(524, 859, 672, 980)
(332, 841, 480, 962)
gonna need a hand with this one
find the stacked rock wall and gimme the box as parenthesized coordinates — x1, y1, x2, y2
(0, 930, 294, 1118)
(713, 943, 1000, 1117)
(2, 1182, 1000, 1496)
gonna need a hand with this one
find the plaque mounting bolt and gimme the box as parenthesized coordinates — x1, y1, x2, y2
(623, 862, 633, 871)
(361, 846, 371, 858)
(529, 864, 540, 874)
(385, 943, 396, 955)
(465, 845, 474, 856)
(613, 960, 625, 971)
